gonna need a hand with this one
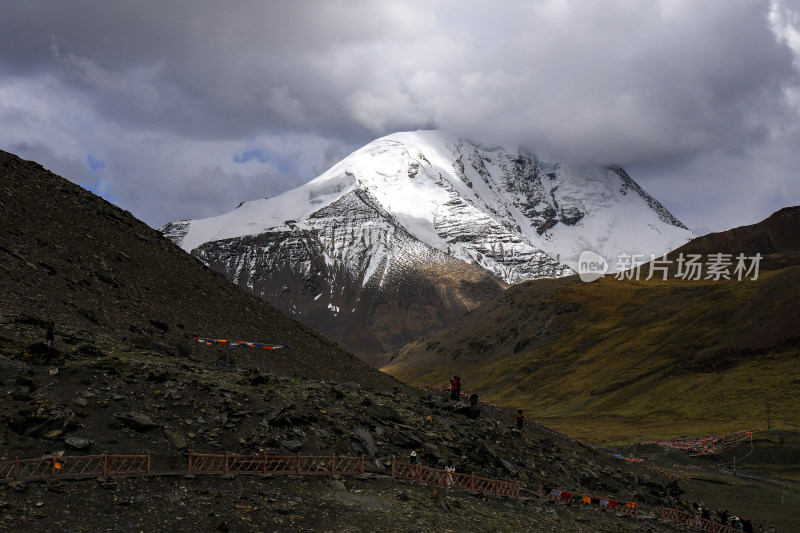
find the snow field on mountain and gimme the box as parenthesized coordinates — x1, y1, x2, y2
(168, 130, 693, 283)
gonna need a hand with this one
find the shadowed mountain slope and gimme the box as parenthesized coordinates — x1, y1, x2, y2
(671, 205, 800, 270)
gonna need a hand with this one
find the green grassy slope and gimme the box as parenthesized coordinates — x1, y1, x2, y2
(384, 267, 800, 443)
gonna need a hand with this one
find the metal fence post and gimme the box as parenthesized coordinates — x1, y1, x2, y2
(15, 458, 20, 481)
(50, 457, 55, 480)
(360, 455, 364, 474)
(103, 453, 108, 477)
(331, 453, 336, 476)
(147, 454, 151, 474)
(471, 474, 475, 492)
(263, 453, 268, 475)
(297, 454, 301, 475)
(225, 453, 229, 474)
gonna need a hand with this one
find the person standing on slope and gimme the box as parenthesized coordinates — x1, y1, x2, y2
(46, 324, 54, 348)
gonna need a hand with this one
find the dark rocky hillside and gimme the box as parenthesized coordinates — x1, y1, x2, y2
(0, 149, 394, 387)
(0, 317, 710, 532)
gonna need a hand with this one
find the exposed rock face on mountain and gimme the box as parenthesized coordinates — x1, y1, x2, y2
(163, 131, 693, 363)
(0, 149, 392, 387)
(186, 188, 506, 365)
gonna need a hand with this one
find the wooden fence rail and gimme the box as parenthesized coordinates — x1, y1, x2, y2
(0, 454, 150, 482)
(391, 459, 519, 498)
(188, 453, 364, 476)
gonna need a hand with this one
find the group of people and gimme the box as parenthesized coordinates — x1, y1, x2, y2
(694, 505, 757, 532)
(408, 451, 456, 488)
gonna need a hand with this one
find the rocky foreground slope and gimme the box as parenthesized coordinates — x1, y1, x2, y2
(0, 317, 696, 532)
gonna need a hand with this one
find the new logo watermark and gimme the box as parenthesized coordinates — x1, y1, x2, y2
(578, 250, 608, 282)
(576, 251, 762, 283)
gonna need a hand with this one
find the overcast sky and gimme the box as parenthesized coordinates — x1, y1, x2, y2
(2, 0, 799, 235)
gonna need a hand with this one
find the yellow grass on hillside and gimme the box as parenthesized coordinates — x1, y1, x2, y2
(385, 268, 800, 443)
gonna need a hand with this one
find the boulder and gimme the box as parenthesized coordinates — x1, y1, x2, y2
(371, 404, 405, 425)
(114, 412, 156, 432)
(164, 429, 187, 450)
(499, 458, 517, 476)
(329, 479, 347, 491)
(280, 439, 303, 452)
(352, 427, 378, 456)
(64, 436, 92, 449)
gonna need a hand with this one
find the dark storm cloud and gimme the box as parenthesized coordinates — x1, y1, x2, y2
(1, 0, 799, 231)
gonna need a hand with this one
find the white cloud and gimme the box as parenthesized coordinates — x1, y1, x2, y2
(0, 0, 798, 231)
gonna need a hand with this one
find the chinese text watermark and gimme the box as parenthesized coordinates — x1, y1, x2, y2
(578, 252, 761, 283)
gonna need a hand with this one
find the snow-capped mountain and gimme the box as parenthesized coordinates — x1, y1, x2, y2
(162, 130, 693, 363)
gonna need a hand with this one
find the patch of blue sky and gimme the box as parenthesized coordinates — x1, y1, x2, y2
(234, 149, 270, 164)
(87, 154, 106, 171)
(233, 147, 294, 176)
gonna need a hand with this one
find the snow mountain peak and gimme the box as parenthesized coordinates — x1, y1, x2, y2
(162, 130, 693, 362)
